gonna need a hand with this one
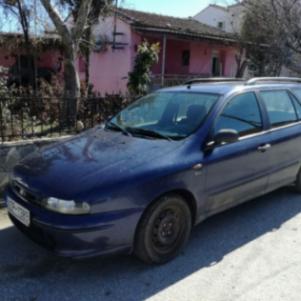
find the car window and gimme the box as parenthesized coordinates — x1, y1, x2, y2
(290, 89, 301, 119)
(110, 92, 220, 139)
(215, 92, 263, 137)
(291, 88, 301, 102)
(260, 90, 297, 127)
(289, 94, 301, 120)
(175, 93, 218, 122)
(118, 93, 170, 127)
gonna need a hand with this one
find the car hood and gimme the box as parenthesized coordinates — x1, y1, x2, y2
(13, 127, 185, 199)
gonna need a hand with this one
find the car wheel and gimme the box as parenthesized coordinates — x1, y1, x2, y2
(294, 168, 301, 192)
(135, 194, 192, 264)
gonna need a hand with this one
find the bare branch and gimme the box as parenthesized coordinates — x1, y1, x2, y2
(39, 0, 71, 43)
(72, 0, 93, 44)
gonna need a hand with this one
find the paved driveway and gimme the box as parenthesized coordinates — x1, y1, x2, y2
(0, 188, 301, 301)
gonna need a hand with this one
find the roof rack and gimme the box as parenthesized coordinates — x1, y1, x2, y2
(185, 78, 244, 85)
(246, 77, 301, 85)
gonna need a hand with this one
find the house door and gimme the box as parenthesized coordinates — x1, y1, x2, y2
(212, 55, 221, 76)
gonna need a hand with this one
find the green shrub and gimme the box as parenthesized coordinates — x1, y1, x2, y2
(128, 41, 160, 97)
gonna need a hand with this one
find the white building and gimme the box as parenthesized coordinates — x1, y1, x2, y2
(194, 1, 299, 77)
(194, 2, 245, 34)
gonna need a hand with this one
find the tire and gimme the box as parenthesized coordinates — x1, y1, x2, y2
(134, 194, 192, 264)
(294, 168, 301, 193)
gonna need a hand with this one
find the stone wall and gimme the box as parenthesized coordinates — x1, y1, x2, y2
(0, 137, 70, 207)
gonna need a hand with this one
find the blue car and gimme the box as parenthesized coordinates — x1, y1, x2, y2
(5, 77, 301, 264)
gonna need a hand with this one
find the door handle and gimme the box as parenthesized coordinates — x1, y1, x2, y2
(257, 144, 271, 152)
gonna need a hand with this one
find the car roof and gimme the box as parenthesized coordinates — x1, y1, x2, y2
(159, 82, 301, 96)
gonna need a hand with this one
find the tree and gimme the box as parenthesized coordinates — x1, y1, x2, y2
(235, 47, 248, 78)
(1, 0, 30, 44)
(39, 0, 96, 126)
(0, 0, 47, 89)
(40, 0, 115, 125)
(64, 0, 113, 95)
(241, 0, 290, 76)
(128, 41, 160, 97)
(1, 0, 114, 123)
(268, 0, 300, 52)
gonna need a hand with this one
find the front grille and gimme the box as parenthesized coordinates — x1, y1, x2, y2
(11, 180, 42, 207)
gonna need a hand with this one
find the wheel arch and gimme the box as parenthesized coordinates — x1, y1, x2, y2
(167, 189, 198, 225)
(134, 189, 198, 240)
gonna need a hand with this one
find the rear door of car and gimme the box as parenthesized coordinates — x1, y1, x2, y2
(258, 89, 301, 191)
(203, 91, 271, 215)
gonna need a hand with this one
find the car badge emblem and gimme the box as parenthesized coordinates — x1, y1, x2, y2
(19, 188, 26, 197)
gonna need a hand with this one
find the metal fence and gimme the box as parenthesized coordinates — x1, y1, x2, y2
(0, 95, 128, 143)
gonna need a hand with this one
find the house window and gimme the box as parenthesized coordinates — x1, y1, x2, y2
(217, 21, 225, 30)
(182, 50, 190, 66)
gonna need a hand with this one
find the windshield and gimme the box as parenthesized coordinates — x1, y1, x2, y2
(108, 92, 220, 140)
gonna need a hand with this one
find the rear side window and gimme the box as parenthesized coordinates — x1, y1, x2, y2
(215, 92, 263, 137)
(292, 88, 301, 101)
(291, 89, 301, 119)
(290, 95, 301, 119)
(260, 91, 297, 127)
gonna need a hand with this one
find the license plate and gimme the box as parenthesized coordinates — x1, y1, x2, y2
(7, 197, 31, 227)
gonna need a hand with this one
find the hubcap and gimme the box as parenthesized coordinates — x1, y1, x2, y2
(152, 208, 182, 252)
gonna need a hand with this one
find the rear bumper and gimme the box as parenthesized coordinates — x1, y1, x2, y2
(5, 189, 142, 259)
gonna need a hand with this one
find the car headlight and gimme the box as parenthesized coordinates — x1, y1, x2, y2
(44, 197, 91, 215)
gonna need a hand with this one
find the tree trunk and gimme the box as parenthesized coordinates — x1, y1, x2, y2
(84, 28, 91, 95)
(235, 47, 248, 78)
(236, 60, 248, 78)
(16, 0, 35, 90)
(63, 45, 80, 127)
(39, 0, 93, 128)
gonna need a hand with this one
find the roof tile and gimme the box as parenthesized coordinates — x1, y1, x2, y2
(117, 8, 235, 41)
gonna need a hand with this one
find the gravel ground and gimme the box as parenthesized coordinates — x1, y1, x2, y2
(0, 187, 301, 301)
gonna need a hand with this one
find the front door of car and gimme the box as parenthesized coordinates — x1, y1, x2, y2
(203, 92, 270, 215)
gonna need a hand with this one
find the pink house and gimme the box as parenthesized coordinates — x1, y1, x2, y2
(0, 33, 63, 86)
(80, 8, 240, 94)
(0, 9, 240, 95)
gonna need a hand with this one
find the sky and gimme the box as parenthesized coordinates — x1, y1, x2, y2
(119, 0, 235, 18)
(0, 0, 236, 33)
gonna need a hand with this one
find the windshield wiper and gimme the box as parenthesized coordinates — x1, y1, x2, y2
(127, 127, 173, 141)
(106, 121, 132, 136)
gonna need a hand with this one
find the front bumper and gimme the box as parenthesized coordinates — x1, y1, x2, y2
(5, 188, 142, 258)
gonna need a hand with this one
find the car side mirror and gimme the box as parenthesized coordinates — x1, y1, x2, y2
(205, 129, 239, 151)
(214, 129, 239, 145)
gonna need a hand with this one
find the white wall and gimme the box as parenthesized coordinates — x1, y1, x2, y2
(194, 5, 233, 32)
(228, 4, 245, 34)
(194, 4, 245, 34)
